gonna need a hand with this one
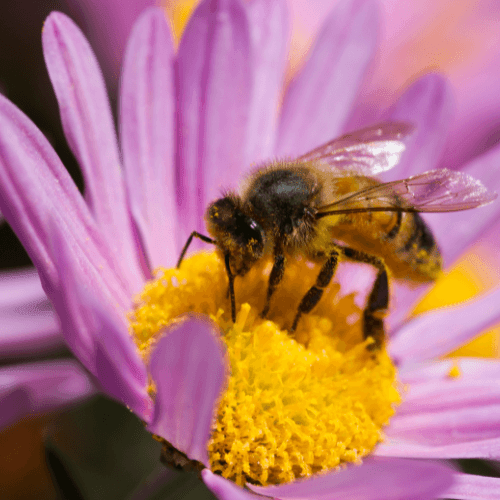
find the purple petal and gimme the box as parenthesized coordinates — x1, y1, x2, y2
(250, 457, 454, 500)
(380, 73, 454, 180)
(0, 94, 129, 310)
(397, 378, 500, 417)
(202, 470, 260, 500)
(376, 436, 500, 460)
(51, 224, 150, 421)
(389, 286, 500, 364)
(0, 267, 46, 310)
(147, 317, 228, 467)
(399, 358, 500, 385)
(423, 142, 500, 267)
(176, 0, 252, 243)
(244, 0, 289, 165)
(120, 8, 177, 270)
(0, 311, 62, 359)
(0, 359, 95, 430)
(444, 473, 500, 500)
(386, 405, 500, 447)
(42, 12, 144, 294)
(0, 268, 63, 357)
(64, 0, 155, 82)
(275, 0, 378, 158)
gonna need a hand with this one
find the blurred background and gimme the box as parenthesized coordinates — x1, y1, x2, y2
(1, 0, 500, 498)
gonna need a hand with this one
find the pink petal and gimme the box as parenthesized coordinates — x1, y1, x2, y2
(51, 223, 150, 421)
(0, 94, 129, 311)
(64, 0, 155, 82)
(398, 378, 500, 416)
(250, 457, 454, 500)
(0, 268, 63, 357)
(376, 436, 500, 460)
(147, 317, 228, 467)
(275, 0, 378, 158)
(386, 405, 500, 447)
(380, 73, 454, 180)
(202, 470, 260, 500)
(42, 12, 144, 294)
(176, 0, 252, 244)
(399, 358, 500, 385)
(0, 359, 95, 430)
(0, 311, 61, 359)
(444, 473, 500, 500)
(0, 267, 46, 310)
(120, 8, 177, 270)
(389, 286, 500, 364)
(244, 0, 289, 165)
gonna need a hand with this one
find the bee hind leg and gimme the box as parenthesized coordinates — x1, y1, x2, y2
(341, 247, 388, 350)
(290, 248, 339, 333)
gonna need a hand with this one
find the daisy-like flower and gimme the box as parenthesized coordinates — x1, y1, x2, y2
(2, 0, 500, 499)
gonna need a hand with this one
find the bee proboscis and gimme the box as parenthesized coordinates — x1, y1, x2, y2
(177, 123, 497, 347)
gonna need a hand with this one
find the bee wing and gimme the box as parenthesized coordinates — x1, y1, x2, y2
(317, 169, 498, 216)
(296, 122, 414, 176)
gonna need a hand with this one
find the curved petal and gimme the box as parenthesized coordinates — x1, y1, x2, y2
(275, 0, 379, 158)
(147, 316, 228, 467)
(0, 94, 129, 311)
(176, 0, 252, 244)
(445, 473, 500, 500)
(250, 457, 454, 500)
(51, 223, 150, 421)
(202, 470, 260, 500)
(381, 73, 454, 180)
(64, 0, 155, 81)
(120, 7, 177, 270)
(244, 0, 289, 165)
(0, 359, 95, 430)
(376, 436, 500, 460)
(389, 286, 500, 364)
(42, 12, 144, 294)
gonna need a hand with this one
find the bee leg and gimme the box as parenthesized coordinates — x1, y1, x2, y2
(290, 249, 339, 333)
(224, 253, 236, 322)
(176, 231, 216, 268)
(261, 242, 285, 318)
(341, 247, 388, 349)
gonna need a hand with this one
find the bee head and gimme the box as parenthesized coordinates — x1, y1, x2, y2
(206, 196, 265, 273)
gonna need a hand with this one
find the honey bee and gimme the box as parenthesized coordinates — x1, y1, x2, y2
(177, 123, 497, 347)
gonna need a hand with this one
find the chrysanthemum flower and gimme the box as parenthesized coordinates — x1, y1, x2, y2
(2, 0, 500, 498)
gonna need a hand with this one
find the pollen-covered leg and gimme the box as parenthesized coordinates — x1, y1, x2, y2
(342, 247, 388, 349)
(290, 249, 339, 332)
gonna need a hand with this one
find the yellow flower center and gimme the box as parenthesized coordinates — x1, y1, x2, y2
(130, 252, 401, 486)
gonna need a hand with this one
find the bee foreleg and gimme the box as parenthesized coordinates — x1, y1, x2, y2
(224, 253, 236, 322)
(290, 249, 339, 333)
(176, 231, 216, 268)
(341, 247, 388, 349)
(261, 242, 285, 318)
